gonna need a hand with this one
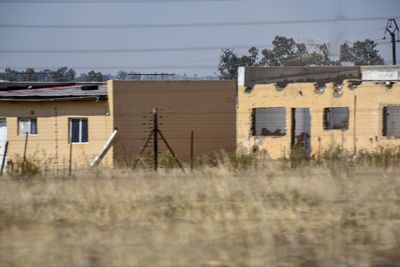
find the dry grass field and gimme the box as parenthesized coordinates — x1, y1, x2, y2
(1, 165, 400, 267)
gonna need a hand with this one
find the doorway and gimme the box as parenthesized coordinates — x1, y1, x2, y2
(291, 108, 311, 159)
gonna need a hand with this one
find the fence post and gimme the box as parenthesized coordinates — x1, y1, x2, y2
(153, 108, 158, 172)
(190, 131, 194, 171)
(22, 132, 29, 173)
(0, 141, 8, 176)
(353, 95, 357, 155)
(68, 141, 73, 176)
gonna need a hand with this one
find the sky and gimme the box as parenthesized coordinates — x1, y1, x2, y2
(0, 0, 399, 76)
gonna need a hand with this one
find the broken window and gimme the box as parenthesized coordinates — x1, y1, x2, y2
(323, 107, 349, 130)
(383, 105, 400, 137)
(252, 108, 286, 136)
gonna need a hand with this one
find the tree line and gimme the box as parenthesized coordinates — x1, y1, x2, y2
(0, 36, 386, 81)
(0, 67, 108, 82)
(218, 36, 385, 79)
(0, 68, 217, 82)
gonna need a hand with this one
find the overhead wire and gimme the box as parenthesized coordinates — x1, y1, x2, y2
(0, 0, 254, 3)
(0, 65, 218, 70)
(1, 16, 399, 29)
(0, 44, 271, 54)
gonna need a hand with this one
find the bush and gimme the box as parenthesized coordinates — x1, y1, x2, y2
(7, 155, 41, 179)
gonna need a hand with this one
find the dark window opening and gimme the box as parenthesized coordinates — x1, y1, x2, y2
(252, 107, 286, 136)
(323, 107, 349, 130)
(383, 105, 400, 137)
(69, 118, 88, 143)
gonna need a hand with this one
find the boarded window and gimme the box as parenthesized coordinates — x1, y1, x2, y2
(69, 118, 88, 143)
(252, 108, 286, 136)
(323, 107, 349, 130)
(18, 118, 37, 135)
(383, 105, 400, 137)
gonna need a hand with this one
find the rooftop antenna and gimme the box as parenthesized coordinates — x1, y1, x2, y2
(384, 19, 399, 65)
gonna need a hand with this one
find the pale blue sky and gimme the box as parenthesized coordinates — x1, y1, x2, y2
(0, 0, 399, 75)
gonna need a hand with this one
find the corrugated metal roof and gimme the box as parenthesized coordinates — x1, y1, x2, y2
(0, 82, 107, 101)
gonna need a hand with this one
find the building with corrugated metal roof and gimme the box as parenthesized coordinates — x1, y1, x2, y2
(0, 80, 236, 171)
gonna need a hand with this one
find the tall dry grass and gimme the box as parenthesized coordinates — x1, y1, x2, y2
(1, 165, 400, 267)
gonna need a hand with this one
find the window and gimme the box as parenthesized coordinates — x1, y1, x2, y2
(383, 105, 400, 137)
(323, 107, 349, 130)
(252, 107, 286, 136)
(69, 118, 88, 143)
(18, 118, 37, 135)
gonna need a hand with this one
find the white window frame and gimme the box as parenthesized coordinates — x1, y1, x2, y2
(18, 117, 38, 135)
(69, 118, 88, 144)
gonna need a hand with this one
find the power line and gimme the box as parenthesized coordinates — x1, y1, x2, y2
(0, 64, 218, 70)
(0, 0, 252, 3)
(352, 27, 385, 35)
(0, 44, 271, 54)
(0, 65, 218, 70)
(0, 16, 399, 29)
(0, 57, 218, 70)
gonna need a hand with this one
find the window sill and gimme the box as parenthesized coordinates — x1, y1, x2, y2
(323, 129, 348, 131)
(383, 136, 400, 140)
(253, 135, 286, 138)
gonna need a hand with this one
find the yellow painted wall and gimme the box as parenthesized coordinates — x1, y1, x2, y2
(0, 99, 113, 170)
(237, 81, 400, 159)
(109, 80, 236, 167)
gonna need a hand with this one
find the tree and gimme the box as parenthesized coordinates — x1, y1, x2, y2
(116, 70, 128, 80)
(52, 67, 76, 82)
(217, 36, 385, 79)
(65, 68, 76, 81)
(260, 36, 336, 66)
(218, 36, 340, 79)
(21, 68, 37, 81)
(260, 36, 298, 66)
(218, 48, 240, 79)
(41, 69, 53, 81)
(218, 47, 259, 79)
(3, 67, 19, 81)
(84, 70, 104, 82)
(52, 67, 68, 82)
(340, 39, 384, 65)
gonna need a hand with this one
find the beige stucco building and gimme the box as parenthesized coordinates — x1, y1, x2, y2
(0, 83, 113, 171)
(2, 65, 399, 171)
(237, 66, 400, 160)
(0, 80, 236, 171)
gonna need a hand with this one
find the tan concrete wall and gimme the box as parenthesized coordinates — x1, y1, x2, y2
(237, 81, 400, 159)
(0, 99, 113, 170)
(109, 80, 236, 167)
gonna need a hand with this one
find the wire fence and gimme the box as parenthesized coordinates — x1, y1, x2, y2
(1, 106, 400, 175)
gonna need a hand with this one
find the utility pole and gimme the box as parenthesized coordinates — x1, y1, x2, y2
(384, 19, 399, 65)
